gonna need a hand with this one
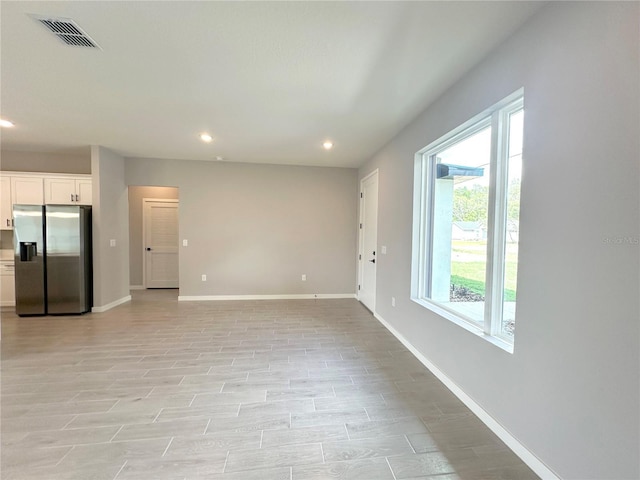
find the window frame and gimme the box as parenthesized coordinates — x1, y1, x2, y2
(411, 89, 524, 352)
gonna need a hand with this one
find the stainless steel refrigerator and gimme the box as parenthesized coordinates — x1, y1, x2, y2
(13, 204, 92, 316)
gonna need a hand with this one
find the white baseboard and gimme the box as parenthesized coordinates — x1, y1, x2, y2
(92, 295, 132, 313)
(129, 285, 145, 290)
(373, 311, 559, 480)
(178, 293, 356, 302)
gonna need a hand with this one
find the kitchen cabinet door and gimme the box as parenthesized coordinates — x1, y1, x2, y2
(0, 176, 12, 230)
(0, 262, 15, 307)
(11, 176, 44, 205)
(44, 177, 92, 205)
(76, 179, 92, 205)
(44, 178, 76, 205)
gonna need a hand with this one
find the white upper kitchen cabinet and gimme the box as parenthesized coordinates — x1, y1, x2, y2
(11, 176, 44, 205)
(1, 174, 44, 230)
(75, 179, 92, 205)
(44, 176, 92, 205)
(0, 173, 91, 229)
(0, 176, 12, 229)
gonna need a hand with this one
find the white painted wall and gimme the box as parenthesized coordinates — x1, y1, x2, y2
(359, 3, 639, 479)
(125, 158, 357, 298)
(91, 146, 130, 309)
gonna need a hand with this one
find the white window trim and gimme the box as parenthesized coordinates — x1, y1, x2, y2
(411, 89, 524, 353)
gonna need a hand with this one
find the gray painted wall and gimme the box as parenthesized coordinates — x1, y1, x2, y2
(358, 3, 639, 479)
(91, 146, 130, 308)
(0, 150, 91, 174)
(125, 159, 357, 297)
(128, 186, 179, 286)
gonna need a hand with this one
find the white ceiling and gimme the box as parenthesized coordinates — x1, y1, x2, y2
(1, 1, 543, 168)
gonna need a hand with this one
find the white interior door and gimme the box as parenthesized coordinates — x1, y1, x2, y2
(143, 199, 179, 288)
(358, 170, 378, 312)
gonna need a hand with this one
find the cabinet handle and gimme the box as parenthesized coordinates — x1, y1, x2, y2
(71, 193, 74, 202)
(75, 194, 79, 202)
(5, 219, 9, 227)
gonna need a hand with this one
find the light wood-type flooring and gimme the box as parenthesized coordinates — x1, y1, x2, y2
(1, 290, 538, 479)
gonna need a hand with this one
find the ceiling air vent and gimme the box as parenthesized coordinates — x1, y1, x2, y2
(30, 15, 101, 49)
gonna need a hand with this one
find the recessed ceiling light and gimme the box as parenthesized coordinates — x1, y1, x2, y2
(0, 119, 15, 128)
(200, 133, 213, 143)
(323, 141, 333, 150)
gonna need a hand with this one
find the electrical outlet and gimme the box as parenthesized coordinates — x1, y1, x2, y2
(110, 239, 116, 247)
(183, 239, 188, 246)
(301, 274, 307, 281)
(201, 274, 207, 281)
(381, 246, 387, 254)
(391, 297, 396, 307)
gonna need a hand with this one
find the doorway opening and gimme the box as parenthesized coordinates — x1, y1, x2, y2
(127, 186, 179, 290)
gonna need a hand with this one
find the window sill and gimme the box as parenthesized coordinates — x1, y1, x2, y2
(411, 297, 514, 354)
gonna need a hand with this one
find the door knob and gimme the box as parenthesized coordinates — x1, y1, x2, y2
(146, 247, 152, 251)
(369, 259, 375, 263)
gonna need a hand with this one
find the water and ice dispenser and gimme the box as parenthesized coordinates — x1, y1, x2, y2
(19, 242, 37, 262)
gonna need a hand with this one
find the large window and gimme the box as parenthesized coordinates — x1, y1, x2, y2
(411, 90, 524, 350)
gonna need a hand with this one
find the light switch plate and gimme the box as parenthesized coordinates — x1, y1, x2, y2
(381, 246, 387, 254)
(110, 239, 116, 247)
(183, 239, 188, 246)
